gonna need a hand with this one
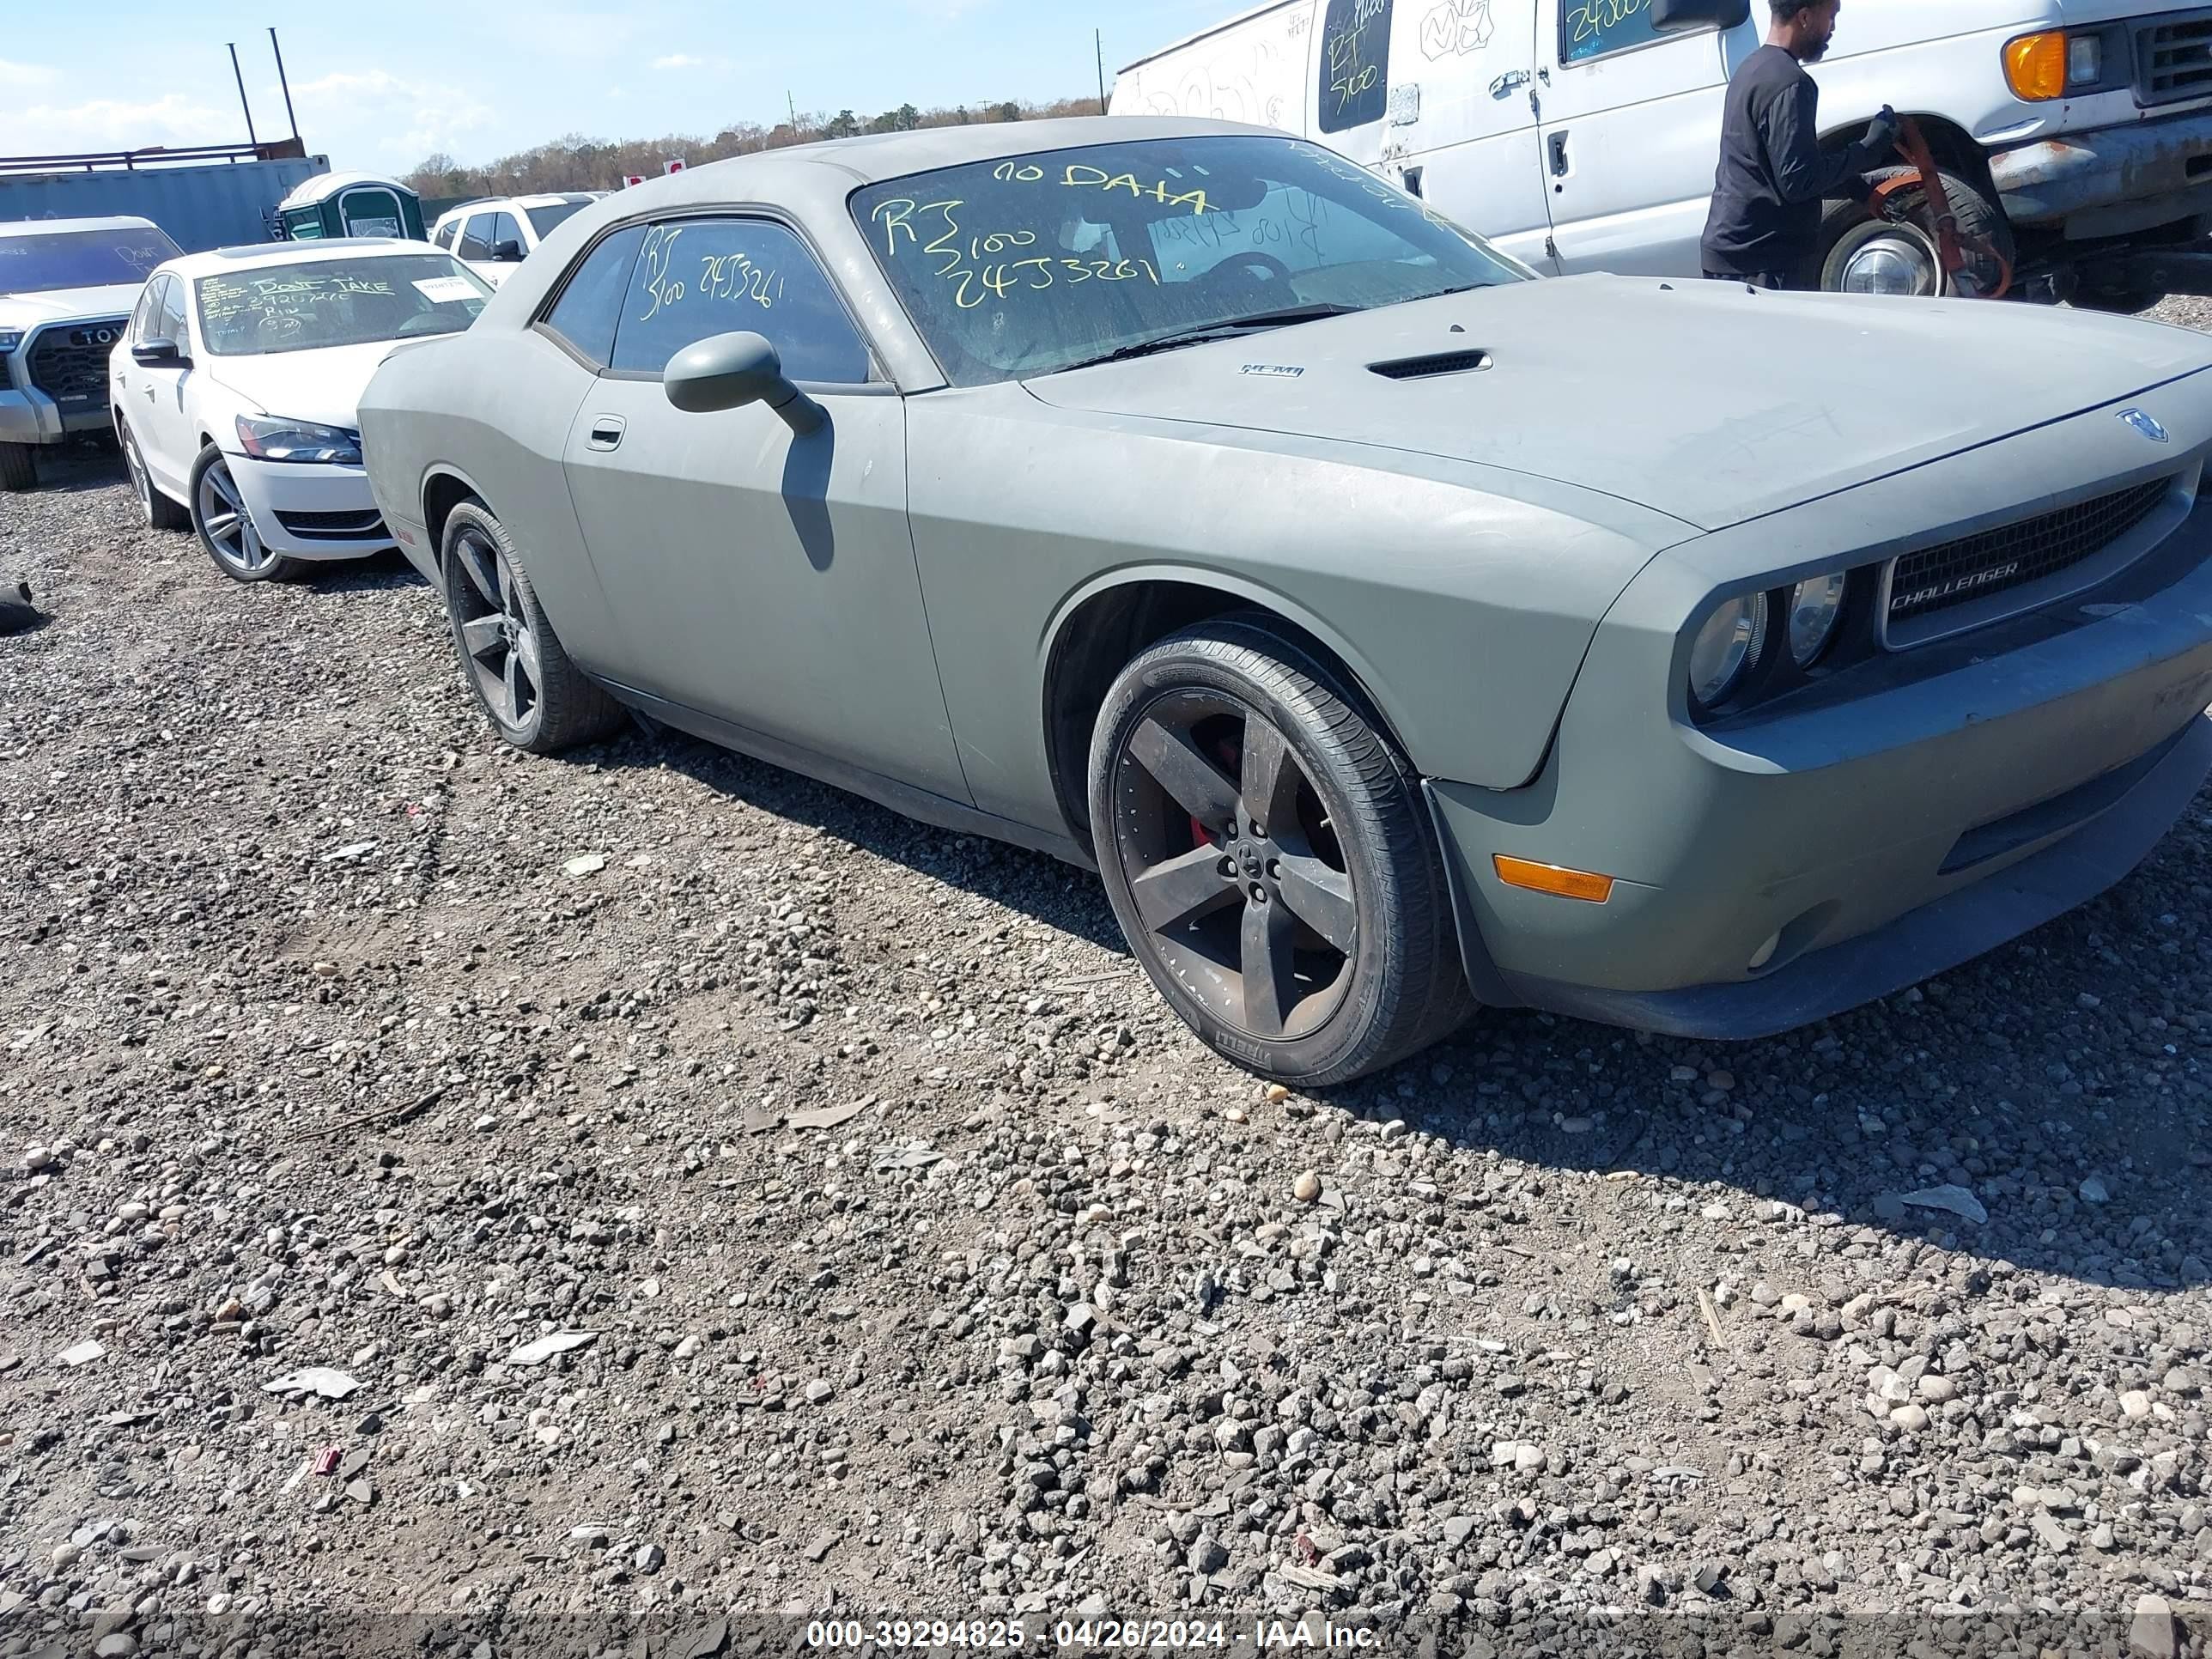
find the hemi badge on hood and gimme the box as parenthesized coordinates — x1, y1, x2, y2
(1240, 363, 1304, 379)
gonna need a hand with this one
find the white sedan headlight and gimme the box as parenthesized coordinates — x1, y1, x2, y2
(235, 414, 362, 465)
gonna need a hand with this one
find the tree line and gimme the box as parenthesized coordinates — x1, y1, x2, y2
(403, 94, 1100, 199)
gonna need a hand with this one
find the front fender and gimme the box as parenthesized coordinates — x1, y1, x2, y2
(907, 386, 1691, 833)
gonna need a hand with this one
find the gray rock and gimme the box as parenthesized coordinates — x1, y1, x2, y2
(2080, 1176, 2112, 1205)
(2130, 1595, 2177, 1659)
(1188, 1534, 1229, 1574)
(635, 1543, 665, 1572)
(805, 1379, 836, 1406)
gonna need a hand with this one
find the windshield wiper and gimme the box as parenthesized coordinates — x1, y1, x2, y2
(1066, 304, 1364, 369)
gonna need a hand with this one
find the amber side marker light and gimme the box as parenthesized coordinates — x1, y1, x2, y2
(2003, 31, 2069, 100)
(1493, 855, 1614, 904)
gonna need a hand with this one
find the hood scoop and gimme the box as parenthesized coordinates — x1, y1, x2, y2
(1369, 348, 1493, 381)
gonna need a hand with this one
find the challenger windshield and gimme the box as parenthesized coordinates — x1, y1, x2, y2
(194, 254, 493, 356)
(0, 226, 181, 293)
(851, 136, 1528, 386)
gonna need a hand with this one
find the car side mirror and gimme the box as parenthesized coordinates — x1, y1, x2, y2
(490, 239, 525, 262)
(131, 338, 184, 367)
(1652, 0, 1751, 27)
(664, 331, 826, 435)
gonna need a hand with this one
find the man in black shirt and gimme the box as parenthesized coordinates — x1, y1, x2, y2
(1701, 0, 1899, 289)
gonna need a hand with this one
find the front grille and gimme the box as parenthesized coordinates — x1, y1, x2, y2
(26, 319, 128, 411)
(1887, 478, 2172, 632)
(275, 508, 389, 542)
(2136, 10, 2212, 106)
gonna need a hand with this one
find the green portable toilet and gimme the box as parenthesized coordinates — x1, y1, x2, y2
(276, 172, 427, 243)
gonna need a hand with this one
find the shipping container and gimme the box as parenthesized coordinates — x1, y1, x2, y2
(0, 143, 331, 252)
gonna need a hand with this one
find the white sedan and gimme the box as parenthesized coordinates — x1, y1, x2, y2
(109, 239, 491, 582)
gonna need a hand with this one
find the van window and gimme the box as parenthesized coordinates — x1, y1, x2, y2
(1317, 0, 1393, 133)
(1562, 0, 1671, 64)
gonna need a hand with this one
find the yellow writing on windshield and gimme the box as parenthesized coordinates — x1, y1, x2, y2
(867, 196, 1159, 309)
(1060, 166, 1212, 216)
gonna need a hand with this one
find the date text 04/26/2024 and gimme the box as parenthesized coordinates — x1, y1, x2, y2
(802, 1620, 1382, 1650)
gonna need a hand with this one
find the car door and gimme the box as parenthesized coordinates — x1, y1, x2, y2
(130, 275, 201, 495)
(456, 213, 503, 285)
(557, 215, 967, 799)
(1534, 0, 1734, 276)
(1382, 0, 1556, 270)
(1311, 0, 1398, 169)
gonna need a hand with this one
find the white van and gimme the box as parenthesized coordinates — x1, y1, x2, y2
(1109, 0, 2212, 309)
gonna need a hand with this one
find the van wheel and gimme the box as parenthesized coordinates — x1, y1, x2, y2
(0, 442, 34, 491)
(1819, 167, 2013, 298)
(1089, 615, 1474, 1088)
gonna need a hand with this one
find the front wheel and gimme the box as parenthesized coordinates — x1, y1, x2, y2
(1089, 617, 1473, 1088)
(190, 444, 304, 582)
(1818, 167, 2013, 298)
(440, 499, 623, 755)
(0, 441, 34, 492)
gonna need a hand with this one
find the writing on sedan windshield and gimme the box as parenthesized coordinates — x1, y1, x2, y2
(199, 273, 399, 335)
(195, 256, 488, 356)
(635, 225, 786, 321)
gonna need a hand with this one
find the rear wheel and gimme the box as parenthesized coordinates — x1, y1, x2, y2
(124, 425, 189, 531)
(190, 444, 305, 582)
(1089, 617, 1473, 1088)
(0, 442, 34, 492)
(441, 499, 623, 754)
(1819, 166, 2013, 298)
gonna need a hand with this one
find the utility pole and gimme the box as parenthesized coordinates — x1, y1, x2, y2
(787, 90, 799, 137)
(1096, 28, 1108, 113)
(269, 27, 301, 145)
(228, 44, 259, 147)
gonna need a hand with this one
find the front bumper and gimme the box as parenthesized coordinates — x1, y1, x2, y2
(1431, 410, 2212, 1042)
(224, 452, 395, 561)
(1990, 106, 2212, 240)
(0, 384, 106, 447)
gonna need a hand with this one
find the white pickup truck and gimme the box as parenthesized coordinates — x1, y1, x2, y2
(1110, 0, 2212, 307)
(0, 216, 180, 490)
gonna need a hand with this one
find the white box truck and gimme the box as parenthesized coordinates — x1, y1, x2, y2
(1109, 0, 2212, 308)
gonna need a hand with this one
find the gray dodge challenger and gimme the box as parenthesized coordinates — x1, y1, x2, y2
(356, 117, 2212, 1087)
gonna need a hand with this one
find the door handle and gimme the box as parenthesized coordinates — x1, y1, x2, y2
(586, 416, 625, 451)
(1489, 70, 1529, 99)
(1549, 131, 1571, 179)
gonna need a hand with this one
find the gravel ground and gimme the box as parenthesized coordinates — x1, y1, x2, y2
(5, 353, 2212, 1657)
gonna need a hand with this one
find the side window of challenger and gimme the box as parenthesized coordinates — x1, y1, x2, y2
(608, 219, 872, 384)
(1318, 0, 1393, 133)
(1561, 0, 1668, 64)
(542, 224, 646, 367)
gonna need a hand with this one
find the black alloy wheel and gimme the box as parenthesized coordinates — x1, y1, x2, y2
(1091, 617, 1472, 1086)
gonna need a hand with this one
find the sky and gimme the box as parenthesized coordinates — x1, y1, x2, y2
(0, 0, 1236, 173)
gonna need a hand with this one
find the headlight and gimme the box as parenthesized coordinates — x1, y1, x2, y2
(234, 414, 362, 465)
(1787, 573, 1848, 666)
(0, 329, 21, 355)
(1686, 592, 1769, 710)
(2069, 34, 2101, 87)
